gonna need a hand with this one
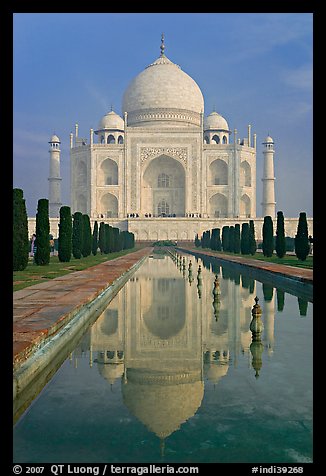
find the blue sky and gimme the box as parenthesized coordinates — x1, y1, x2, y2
(13, 12, 313, 218)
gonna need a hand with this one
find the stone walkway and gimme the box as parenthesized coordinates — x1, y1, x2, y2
(13, 247, 152, 368)
(177, 245, 313, 284)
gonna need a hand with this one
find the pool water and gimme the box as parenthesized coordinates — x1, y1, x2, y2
(13, 253, 313, 463)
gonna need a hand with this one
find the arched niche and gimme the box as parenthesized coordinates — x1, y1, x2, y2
(100, 192, 118, 218)
(76, 161, 87, 187)
(142, 155, 185, 217)
(209, 193, 228, 218)
(240, 194, 251, 217)
(99, 158, 118, 186)
(209, 159, 228, 185)
(240, 161, 251, 187)
(76, 193, 87, 214)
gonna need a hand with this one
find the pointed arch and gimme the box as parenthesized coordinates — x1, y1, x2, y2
(209, 193, 228, 218)
(142, 155, 185, 217)
(240, 194, 251, 217)
(240, 161, 251, 187)
(100, 192, 118, 218)
(209, 159, 228, 185)
(99, 158, 118, 186)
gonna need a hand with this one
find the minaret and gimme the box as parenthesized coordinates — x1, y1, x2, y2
(261, 135, 276, 217)
(48, 134, 62, 218)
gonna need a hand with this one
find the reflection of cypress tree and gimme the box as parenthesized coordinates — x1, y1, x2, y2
(276, 288, 285, 312)
(211, 262, 220, 275)
(249, 279, 255, 294)
(262, 283, 274, 301)
(233, 270, 241, 285)
(202, 256, 211, 270)
(298, 297, 308, 316)
(222, 266, 230, 280)
(241, 274, 250, 289)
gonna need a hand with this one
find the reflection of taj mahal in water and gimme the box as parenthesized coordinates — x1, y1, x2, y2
(71, 255, 278, 445)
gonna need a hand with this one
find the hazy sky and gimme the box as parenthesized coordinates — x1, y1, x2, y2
(13, 12, 313, 218)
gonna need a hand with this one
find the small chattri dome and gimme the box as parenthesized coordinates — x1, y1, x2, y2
(49, 134, 60, 143)
(97, 110, 124, 131)
(204, 111, 229, 131)
(263, 135, 274, 143)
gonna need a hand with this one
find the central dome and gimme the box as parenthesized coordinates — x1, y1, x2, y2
(122, 51, 204, 127)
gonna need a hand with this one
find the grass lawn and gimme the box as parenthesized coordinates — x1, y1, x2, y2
(13, 246, 144, 292)
(200, 249, 313, 269)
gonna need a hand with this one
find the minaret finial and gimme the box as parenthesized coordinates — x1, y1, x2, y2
(160, 33, 165, 57)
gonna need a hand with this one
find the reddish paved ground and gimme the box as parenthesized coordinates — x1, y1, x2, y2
(13, 247, 152, 368)
(177, 245, 313, 284)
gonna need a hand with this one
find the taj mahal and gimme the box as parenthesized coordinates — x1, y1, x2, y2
(29, 35, 313, 241)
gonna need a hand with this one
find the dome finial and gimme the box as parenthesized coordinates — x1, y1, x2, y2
(160, 33, 165, 57)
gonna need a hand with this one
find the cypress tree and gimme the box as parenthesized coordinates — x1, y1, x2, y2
(234, 224, 241, 254)
(112, 227, 121, 252)
(13, 188, 29, 271)
(210, 228, 222, 251)
(34, 198, 50, 265)
(240, 222, 250, 255)
(92, 221, 99, 256)
(81, 214, 92, 257)
(58, 206, 72, 262)
(129, 231, 135, 249)
(210, 228, 217, 250)
(249, 220, 257, 255)
(222, 226, 230, 252)
(294, 212, 310, 261)
(194, 233, 201, 247)
(104, 224, 111, 254)
(275, 211, 286, 258)
(72, 212, 83, 259)
(262, 216, 274, 257)
(98, 222, 105, 253)
(215, 228, 222, 251)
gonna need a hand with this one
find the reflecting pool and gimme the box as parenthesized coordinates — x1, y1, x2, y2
(13, 253, 313, 464)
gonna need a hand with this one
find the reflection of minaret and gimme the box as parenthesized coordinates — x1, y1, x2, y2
(48, 134, 62, 218)
(261, 135, 276, 218)
(262, 287, 275, 355)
